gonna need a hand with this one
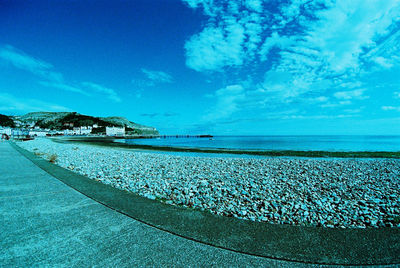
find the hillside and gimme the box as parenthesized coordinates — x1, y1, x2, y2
(0, 114, 15, 127)
(11, 112, 159, 135)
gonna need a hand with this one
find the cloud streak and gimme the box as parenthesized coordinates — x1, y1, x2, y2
(39, 81, 89, 96)
(0, 93, 70, 113)
(382, 106, 400, 112)
(0, 44, 122, 103)
(184, 0, 400, 124)
(81, 82, 121, 102)
(141, 68, 173, 83)
(0, 44, 63, 81)
(140, 112, 179, 118)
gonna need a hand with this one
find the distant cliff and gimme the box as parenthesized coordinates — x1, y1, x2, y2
(0, 114, 15, 127)
(9, 112, 159, 135)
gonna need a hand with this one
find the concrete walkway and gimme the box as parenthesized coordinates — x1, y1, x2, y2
(0, 142, 317, 267)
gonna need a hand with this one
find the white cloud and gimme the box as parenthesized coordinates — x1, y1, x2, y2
(39, 81, 89, 96)
(203, 84, 245, 120)
(185, 25, 245, 72)
(0, 93, 70, 113)
(259, 32, 293, 61)
(0, 44, 123, 102)
(184, 0, 400, 109)
(320, 100, 351, 108)
(81, 82, 121, 102)
(344, 108, 363, 114)
(245, 0, 263, 13)
(141, 68, 173, 83)
(372, 56, 394, 69)
(333, 89, 368, 100)
(382, 106, 400, 112)
(184, 0, 268, 71)
(394, 91, 400, 99)
(0, 44, 63, 81)
(365, 28, 400, 68)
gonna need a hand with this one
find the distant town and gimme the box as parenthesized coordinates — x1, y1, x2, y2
(0, 112, 159, 140)
(1, 124, 126, 140)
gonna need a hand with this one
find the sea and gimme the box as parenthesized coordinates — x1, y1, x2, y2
(123, 135, 400, 152)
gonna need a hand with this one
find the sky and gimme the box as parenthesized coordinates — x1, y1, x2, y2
(1, 0, 400, 135)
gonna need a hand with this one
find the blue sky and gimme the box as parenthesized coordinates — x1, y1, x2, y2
(1, 0, 400, 135)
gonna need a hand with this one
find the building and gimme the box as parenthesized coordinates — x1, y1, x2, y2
(63, 122, 74, 128)
(11, 128, 30, 139)
(0, 127, 12, 136)
(29, 129, 48, 137)
(106, 126, 125, 136)
(64, 126, 93, 135)
(63, 129, 74, 135)
(80, 126, 92, 135)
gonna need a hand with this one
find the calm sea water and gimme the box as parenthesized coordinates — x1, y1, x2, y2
(123, 135, 400, 152)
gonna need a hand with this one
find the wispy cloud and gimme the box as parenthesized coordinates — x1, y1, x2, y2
(184, 0, 400, 123)
(333, 89, 368, 100)
(0, 44, 63, 81)
(132, 68, 174, 98)
(203, 84, 245, 121)
(140, 113, 158, 118)
(184, 0, 266, 72)
(81, 82, 121, 102)
(0, 44, 122, 103)
(140, 112, 179, 118)
(0, 93, 70, 113)
(394, 91, 400, 99)
(39, 81, 89, 96)
(141, 68, 173, 83)
(382, 106, 400, 112)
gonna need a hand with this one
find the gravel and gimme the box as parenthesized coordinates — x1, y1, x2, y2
(18, 138, 400, 228)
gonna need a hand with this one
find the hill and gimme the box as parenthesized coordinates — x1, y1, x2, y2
(12, 112, 159, 135)
(0, 114, 15, 127)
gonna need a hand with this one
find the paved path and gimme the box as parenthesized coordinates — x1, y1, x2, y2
(0, 142, 316, 267)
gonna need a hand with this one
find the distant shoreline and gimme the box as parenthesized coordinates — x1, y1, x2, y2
(53, 136, 400, 159)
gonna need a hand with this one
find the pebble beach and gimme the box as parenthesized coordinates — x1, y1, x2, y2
(17, 138, 400, 228)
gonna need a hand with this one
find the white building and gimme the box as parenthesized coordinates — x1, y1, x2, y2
(80, 126, 92, 135)
(12, 128, 29, 138)
(0, 127, 12, 136)
(29, 130, 48, 137)
(106, 126, 125, 136)
(64, 126, 93, 135)
(63, 129, 74, 135)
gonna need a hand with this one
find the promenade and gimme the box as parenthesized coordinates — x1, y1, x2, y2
(0, 142, 307, 267)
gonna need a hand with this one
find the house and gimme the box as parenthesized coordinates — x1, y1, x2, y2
(0, 127, 12, 136)
(11, 128, 30, 138)
(106, 126, 125, 136)
(64, 122, 74, 128)
(63, 129, 74, 135)
(73, 127, 81, 135)
(80, 126, 92, 135)
(29, 129, 48, 137)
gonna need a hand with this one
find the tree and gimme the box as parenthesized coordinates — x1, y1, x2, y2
(0, 114, 15, 127)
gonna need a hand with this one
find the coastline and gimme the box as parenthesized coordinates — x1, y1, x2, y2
(17, 137, 400, 229)
(10, 141, 400, 265)
(55, 136, 400, 159)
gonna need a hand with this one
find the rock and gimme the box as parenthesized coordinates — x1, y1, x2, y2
(18, 138, 400, 229)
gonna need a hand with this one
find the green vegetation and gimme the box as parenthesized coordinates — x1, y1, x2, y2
(10, 111, 159, 135)
(49, 154, 58, 163)
(0, 114, 15, 127)
(35, 112, 113, 129)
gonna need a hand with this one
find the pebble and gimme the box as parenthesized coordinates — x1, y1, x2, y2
(18, 138, 400, 229)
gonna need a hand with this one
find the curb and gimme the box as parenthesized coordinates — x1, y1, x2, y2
(11, 142, 400, 266)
